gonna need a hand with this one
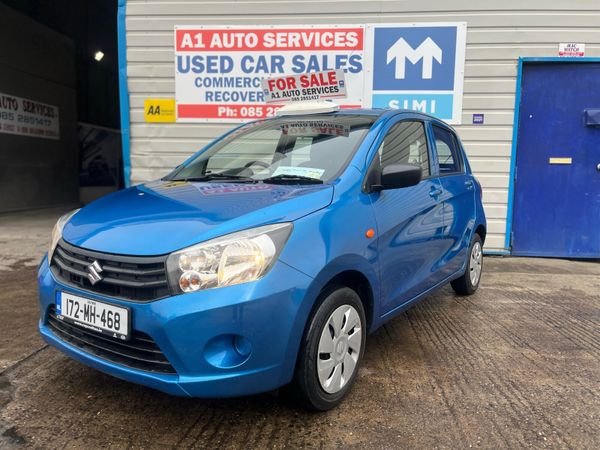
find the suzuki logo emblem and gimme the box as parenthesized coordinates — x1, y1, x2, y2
(86, 260, 103, 285)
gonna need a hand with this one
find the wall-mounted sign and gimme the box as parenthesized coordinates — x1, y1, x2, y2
(175, 25, 365, 122)
(472, 113, 484, 124)
(144, 98, 176, 122)
(364, 22, 467, 124)
(174, 22, 467, 124)
(0, 92, 59, 139)
(559, 43, 585, 57)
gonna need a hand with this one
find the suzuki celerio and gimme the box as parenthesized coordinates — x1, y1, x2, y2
(38, 105, 486, 410)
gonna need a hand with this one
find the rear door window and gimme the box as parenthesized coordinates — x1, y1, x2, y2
(432, 126, 463, 175)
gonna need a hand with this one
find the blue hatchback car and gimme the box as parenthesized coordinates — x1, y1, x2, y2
(38, 106, 486, 410)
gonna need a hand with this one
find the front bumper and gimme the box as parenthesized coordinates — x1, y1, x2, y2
(38, 256, 315, 398)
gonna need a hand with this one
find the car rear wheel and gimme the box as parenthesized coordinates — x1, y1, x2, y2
(451, 234, 483, 295)
(291, 286, 366, 411)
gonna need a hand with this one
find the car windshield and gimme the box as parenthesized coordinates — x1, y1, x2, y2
(169, 114, 376, 184)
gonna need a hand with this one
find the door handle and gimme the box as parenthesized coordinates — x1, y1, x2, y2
(429, 188, 443, 198)
(465, 180, 474, 189)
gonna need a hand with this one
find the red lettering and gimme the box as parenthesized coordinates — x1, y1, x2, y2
(299, 75, 310, 88)
(298, 71, 339, 88)
(285, 77, 297, 90)
(327, 70, 337, 85)
(270, 77, 298, 91)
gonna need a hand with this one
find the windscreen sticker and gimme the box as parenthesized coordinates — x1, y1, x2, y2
(272, 166, 325, 179)
(280, 121, 350, 137)
(196, 184, 272, 195)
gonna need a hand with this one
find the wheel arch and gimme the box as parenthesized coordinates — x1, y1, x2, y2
(281, 256, 379, 386)
(475, 223, 487, 245)
(306, 255, 379, 333)
(315, 270, 375, 332)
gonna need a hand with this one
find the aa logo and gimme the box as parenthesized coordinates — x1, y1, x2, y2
(144, 99, 176, 122)
(147, 105, 162, 115)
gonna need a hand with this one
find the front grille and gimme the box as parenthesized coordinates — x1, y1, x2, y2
(47, 306, 176, 374)
(51, 239, 170, 302)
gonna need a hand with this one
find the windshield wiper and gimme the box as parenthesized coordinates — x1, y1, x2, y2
(261, 174, 324, 184)
(170, 173, 257, 183)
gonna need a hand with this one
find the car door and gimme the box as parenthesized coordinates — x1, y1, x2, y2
(430, 124, 476, 277)
(367, 119, 446, 315)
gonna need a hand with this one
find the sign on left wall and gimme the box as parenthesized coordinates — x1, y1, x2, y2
(0, 92, 60, 139)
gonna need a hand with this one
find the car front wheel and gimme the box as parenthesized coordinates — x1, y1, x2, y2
(292, 286, 366, 411)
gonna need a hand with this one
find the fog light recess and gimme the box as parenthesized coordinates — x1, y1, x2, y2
(204, 334, 252, 369)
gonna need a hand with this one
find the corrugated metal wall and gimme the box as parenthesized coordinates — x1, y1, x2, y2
(123, 0, 600, 251)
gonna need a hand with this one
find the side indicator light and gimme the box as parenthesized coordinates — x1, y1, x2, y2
(365, 228, 375, 239)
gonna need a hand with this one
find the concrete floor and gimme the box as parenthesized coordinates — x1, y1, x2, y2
(0, 209, 598, 449)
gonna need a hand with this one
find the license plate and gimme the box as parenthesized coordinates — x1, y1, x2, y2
(56, 292, 130, 341)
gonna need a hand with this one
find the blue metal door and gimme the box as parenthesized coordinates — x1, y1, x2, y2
(512, 62, 600, 258)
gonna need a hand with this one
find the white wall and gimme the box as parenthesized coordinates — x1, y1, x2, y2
(124, 0, 600, 251)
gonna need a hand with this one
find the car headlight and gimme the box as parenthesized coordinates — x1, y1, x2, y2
(48, 209, 80, 262)
(166, 223, 293, 293)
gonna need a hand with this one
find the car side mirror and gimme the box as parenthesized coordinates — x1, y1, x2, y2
(372, 164, 422, 191)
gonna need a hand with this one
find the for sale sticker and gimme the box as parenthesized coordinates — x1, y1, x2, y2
(262, 70, 346, 104)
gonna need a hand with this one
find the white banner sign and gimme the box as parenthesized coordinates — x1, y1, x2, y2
(559, 43, 585, 57)
(174, 23, 466, 124)
(262, 69, 347, 104)
(175, 25, 365, 121)
(0, 92, 60, 140)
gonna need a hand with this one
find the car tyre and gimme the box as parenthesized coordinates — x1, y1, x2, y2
(451, 233, 483, 295)
(291, 286, 366, 411)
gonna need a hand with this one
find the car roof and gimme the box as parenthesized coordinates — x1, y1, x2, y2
(277, 107, 442, 122)
(259, 107, 454, 131)
(332, 108, 456, 131)
(334, 108, 442, 121)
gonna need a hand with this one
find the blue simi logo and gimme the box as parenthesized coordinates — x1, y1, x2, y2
(372, 93, 453, 119)
(373, 26, 457, 91)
